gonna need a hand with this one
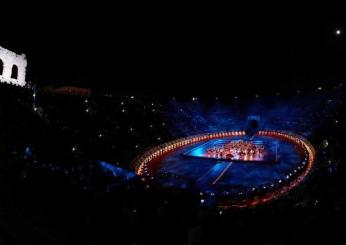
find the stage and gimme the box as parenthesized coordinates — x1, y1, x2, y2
(132, 130, 315, 208)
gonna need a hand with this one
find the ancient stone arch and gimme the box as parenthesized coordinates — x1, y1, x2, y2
(0, 59, 3, 75)
(0, 45, 27, 87)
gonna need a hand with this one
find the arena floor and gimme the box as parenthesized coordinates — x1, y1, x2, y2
(134, 131, 314, 208)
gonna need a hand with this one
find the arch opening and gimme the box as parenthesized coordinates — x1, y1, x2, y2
(0, 59, 3, 75)
(11, 65, 18, 79)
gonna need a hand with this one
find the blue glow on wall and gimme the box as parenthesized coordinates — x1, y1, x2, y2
(97, 160, 136, 180)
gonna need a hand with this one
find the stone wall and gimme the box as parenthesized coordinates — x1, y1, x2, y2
(0, 45, 27, 87)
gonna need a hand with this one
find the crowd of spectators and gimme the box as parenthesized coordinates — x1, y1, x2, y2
(0, 82, 345, 244)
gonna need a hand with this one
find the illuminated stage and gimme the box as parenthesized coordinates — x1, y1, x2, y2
(132, 131, 315, 208)
(185, 139, 272, 162)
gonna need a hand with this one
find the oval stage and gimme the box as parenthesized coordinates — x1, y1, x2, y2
(132, 130, 315, 208)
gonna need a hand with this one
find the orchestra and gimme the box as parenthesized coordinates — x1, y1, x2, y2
(206, 140, 265, 161)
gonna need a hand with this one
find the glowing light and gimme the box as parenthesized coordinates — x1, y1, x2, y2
(336, 29, 341, 35)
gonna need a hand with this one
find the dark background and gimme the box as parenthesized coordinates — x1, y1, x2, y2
(1, 8, 346, 245)
(1, 9, 345, 93)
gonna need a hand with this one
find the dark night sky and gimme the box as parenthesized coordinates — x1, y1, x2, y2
(1, 10, 345, 93)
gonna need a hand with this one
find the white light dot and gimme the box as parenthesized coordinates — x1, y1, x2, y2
(336, 29, 341, 35)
